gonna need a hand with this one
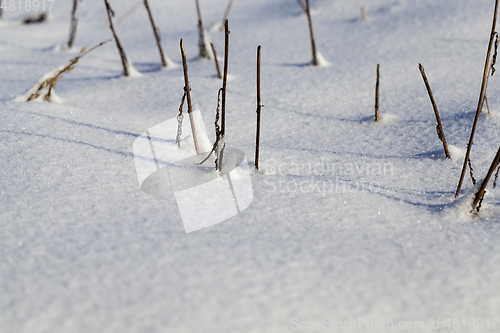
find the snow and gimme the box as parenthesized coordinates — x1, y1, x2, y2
(2, 0, 500, 332)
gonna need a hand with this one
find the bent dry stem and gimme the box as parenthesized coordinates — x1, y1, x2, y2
(418, 64, 450, 159)
(218, 20, 230, 171)
(456, 0, 499, 198)
(471, 146, 500, 211)
(104, 0, 129, 76)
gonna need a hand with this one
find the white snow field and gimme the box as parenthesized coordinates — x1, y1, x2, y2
(2, 0, 500, 332)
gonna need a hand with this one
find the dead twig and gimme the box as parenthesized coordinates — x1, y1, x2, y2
(144, 0, 167, 67)
(218, 20, 230, 171)
(456, 0, 499, 198)
(305, 0, 317, 66)
(255, 45, 262, 170)
(180, 39, 200, 155)
(375, 64, 380, 122)
(210, 42, 222, 79)
(104, 0, 129, 76)
(471, 146, 500, 212)
(26, 40, 110, 102)
(195, 0, 210, 59)
(418, 64, 451, 159)
(68, 0, 80, 49)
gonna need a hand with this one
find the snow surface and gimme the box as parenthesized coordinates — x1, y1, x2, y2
(2, 0, 500, 332)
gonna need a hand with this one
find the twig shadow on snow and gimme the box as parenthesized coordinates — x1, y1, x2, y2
(439, 38, 484, 44)
(0, 130, 134, 158)
(131, 62, 163, 73)
(415, 149, 448, 160)
(13, 110, 140, 138)
(375, 187, 450, 214)
(279, 62, 315, 68)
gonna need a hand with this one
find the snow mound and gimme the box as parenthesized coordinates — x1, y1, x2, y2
(315, 52, 331, 67)
(51, 42, 81, 54)
(125, 58, 142, 78)
(448, 145, 466, 162)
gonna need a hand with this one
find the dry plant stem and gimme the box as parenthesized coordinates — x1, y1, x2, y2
(211, 42, 222, 79)
(471, 146, 500, 211)
(68, 0, 79, 48)
(115, 0, 142, 25)
(180, 39, 200, 155)
(375, 64, 380, 122)
(144, 0, 167, 67)
(455, 0, 499, 198)
(255, 45, 262, 170)
(219, 0, 234, 31)
(104, 0, 129, 76)
(419, 64, 451, 159)
(195, 0, 210, 59)
(305, 0, 318, 66)
(27, 40, 110, 101)
(219, 20, 230, 171)
(480, 65, 493, 113)
(485, 94, 492, 114)
(296, 0, 307, 13)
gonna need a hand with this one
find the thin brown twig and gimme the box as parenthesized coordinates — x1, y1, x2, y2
(375, 64, 380, 122)
(144, 0, 167, 67)
(419, 63, 451, 159)
(218, 20, 230, 171)
(195, 0, 210, 59)
(485, 94, 492, 115)
(471, 145, 500, 211)
(456, 0, 499, 198)
(180, 39, 200, 155)
(210, 42, 222, 79)
(27, 40, 110, 102)
(68, 0, 80, 48)
(104, 0, 129, 76)
(255, 45, 262, 170)
(305, 0, 317, 66)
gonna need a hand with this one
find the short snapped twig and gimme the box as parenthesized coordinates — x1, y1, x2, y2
(211, 42, 222, 79)
(471, 146, 500, 212)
